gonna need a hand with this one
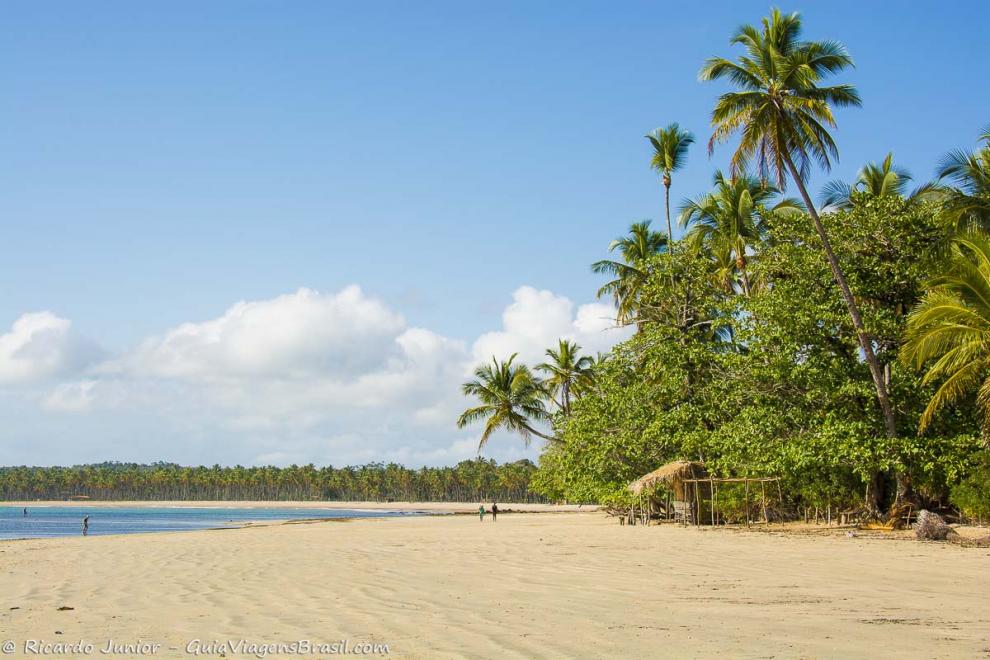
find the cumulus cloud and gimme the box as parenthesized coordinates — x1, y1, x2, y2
(123, 286, 406, 380)
(5, 284, 629, 467)
(42, 380, 100, 412)
(0, 312, 101, 384)
(471, 286, 632, 366)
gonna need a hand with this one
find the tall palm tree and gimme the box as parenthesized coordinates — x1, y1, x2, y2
(936, 126, 990, 232)
(457, 354, 552, 450)
(700, 8, 897, 440)
(820, 153, 936, 210)
(902, 232, 990, 436)
(679, 170, 803, 295)
(537, 339, 594, 415)
(646, 124, 695, 247)
(592, 220, 667, 324)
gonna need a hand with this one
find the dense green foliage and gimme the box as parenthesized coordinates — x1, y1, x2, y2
(0, 459, 543, 503)
(950, 453, 990, 522)
(524, 190, 988, 515)
(459, 10, 990, 519)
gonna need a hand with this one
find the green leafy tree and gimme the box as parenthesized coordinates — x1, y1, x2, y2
(646, 123, 695, 247)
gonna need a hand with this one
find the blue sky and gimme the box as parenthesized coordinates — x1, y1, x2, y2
(1, 2, 987, 466)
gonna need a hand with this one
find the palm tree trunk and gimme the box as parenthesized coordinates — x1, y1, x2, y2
(664, 181, 674, 249)
(523, 423, 556, 442)
(782, 153, 898, 444)
(784, 153, 911, 510)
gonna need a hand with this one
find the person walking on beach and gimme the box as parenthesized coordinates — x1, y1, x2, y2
(491, 502, 498, 522)
(82, 515, 89, 536)
(479, 504, 485, 522)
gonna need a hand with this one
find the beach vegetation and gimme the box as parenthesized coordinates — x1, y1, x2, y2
(459, 7, 990, 520)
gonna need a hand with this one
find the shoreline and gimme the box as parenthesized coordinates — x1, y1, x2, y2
(2, 500, 594, 513)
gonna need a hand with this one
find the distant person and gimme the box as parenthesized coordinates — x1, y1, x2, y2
(479, 504, 485, 522)
(491, 502, 498, 522)
(82, 515, 89, 536)
(23, 507, 27, 516)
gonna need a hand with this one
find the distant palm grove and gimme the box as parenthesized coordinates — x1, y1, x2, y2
(458, 9, 990, 521)
(0, 460, 542, 503)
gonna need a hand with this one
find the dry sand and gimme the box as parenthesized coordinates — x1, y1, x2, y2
(2, 512, 989, 659)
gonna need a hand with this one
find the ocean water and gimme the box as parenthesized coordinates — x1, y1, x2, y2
(0, 505, 426, 540)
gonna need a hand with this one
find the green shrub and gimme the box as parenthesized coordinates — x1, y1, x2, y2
(950, 452, 990, 523)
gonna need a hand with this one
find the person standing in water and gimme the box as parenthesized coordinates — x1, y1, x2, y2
(478, 504, 485, 522)
(82, 515, 89, 536)
(491, 502, 498, 522)
(23, 507, 27, 516)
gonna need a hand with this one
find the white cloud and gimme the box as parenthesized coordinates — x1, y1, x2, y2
(43, 380, 99, 412)
(471, 286, 632, 366)
(5, 285, 630, 467)
(123, 286, 405, 380)
(0, 312, 101, 384)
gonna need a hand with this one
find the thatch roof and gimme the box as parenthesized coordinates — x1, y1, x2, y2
(628, 461, 705, 495)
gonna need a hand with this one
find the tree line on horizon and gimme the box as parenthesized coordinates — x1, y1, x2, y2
(0, 459, 544, 503)
(457, 8, 990, 521)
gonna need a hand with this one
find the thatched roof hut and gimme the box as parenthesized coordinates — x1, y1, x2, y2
(628, 461, 706, 500)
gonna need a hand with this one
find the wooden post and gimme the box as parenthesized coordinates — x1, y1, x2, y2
(694, 481, 701, 527)
(761, 481, 768, 524)
(745, 480, 751, 527)
(775, 479, 784, 525)
(715, 480, 720, 526)
(710, 478, 716, 526)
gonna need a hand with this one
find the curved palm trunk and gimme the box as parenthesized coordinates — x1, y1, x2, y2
(782, 153, 901, 506)
(663, 178, 674, 249)
(523, 422, 556, 442)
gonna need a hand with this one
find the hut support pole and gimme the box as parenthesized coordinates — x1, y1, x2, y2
(710, 478, 716, 526)
(694, 482, 701, 527)
(745, 480, 751, 527)
(761, 482, 768, 525)
(775, 480, 784, 525)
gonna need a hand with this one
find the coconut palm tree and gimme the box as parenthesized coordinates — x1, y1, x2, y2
(592, 220, 667, 324)
(646, 124, 695, 247)
(902, 232, 990, 436)
(679, 170, 803, 295)
(700, 8, 897, 440)
(537, 339, 595, 415)
(935, 126, 990, 232)
(820, 153, 936, 210)
(457, 354, 552, 450)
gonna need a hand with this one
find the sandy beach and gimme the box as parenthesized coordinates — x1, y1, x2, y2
(2, 511, 989, 659)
